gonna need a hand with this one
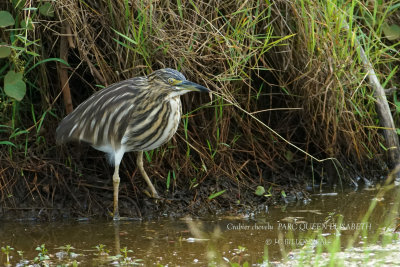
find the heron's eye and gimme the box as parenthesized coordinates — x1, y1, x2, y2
(168, 78, 175, 85)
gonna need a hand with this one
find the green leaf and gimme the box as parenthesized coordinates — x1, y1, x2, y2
(112, 28, 138, 45)
(255, 185, 265, 196)
(39, 3, 55, 17)
(0, 43, 11, 58)
(379, 142, 388, 151)
(208, 189, 226, 200)
(237, 245, 247, 252)
(166, 171, 171, 190)
(9, 129, 29, 139)
(394, 93, 400, 114)
(0, 11, 15, 27)
(12, 0, 25, 9)
(21, 18, 34, 30)
(284, 150, 293, 161)
(382, 23, 400, 41)
(25, 57, 70, 75)
(0, 141, 16, 147)
(4, 71, 26, 101)
(281, 190, 287, 197)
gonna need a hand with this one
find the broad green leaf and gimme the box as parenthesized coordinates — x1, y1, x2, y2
(4, 71, 26, 101)
(0, 11, 15, 27)
(0, 43, 11, 58)
(21, 18, 34, 30)
(255, 186, 265, 196)
(382, 23, 400, 41)
(39, 3, 55, 17)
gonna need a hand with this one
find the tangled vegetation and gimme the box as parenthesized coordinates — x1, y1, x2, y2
(0, 0, 399, 219)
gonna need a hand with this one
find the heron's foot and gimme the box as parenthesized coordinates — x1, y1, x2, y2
(114, 216, 136, 221)
(110, 213, 136, 221)
(152, 191, 160, 199)
(112, 211, 120, 221)
(144, 189, 161, 199)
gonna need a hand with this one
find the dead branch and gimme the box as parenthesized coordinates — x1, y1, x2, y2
(58, 21, 73, 114)
(349, 24, 400, 167)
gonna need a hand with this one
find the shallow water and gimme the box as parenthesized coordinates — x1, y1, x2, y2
(1, 185, 399, 266)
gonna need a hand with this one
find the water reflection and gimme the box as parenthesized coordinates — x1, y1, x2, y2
(0, 185, 399, 265)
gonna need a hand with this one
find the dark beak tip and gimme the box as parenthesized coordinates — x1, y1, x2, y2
(194, 83, 210, 92)
(199, 86, 210, 93)
(181, 80, 210, 92)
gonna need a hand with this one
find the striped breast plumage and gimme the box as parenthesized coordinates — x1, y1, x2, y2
(122, 95, 182, 152)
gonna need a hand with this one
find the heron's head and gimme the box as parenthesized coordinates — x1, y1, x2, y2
(148, 68, 210, 96)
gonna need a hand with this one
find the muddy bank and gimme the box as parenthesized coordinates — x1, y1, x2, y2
(0, 148, 384, 221)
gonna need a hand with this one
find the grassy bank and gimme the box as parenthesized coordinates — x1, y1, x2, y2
(0, 0, 399, 218)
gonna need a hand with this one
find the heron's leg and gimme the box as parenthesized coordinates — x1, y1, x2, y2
(112, 164, 120, 220)
(112, 149, 125, 220)
(137, 151, 159, 198)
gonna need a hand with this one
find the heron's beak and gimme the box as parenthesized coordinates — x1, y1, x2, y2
(178, 80, 210, 93)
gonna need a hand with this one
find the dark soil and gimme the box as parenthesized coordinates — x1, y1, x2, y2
(1, 140, 384, 222)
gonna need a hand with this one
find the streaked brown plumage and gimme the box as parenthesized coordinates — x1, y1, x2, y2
(56, 68, 209, 220)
